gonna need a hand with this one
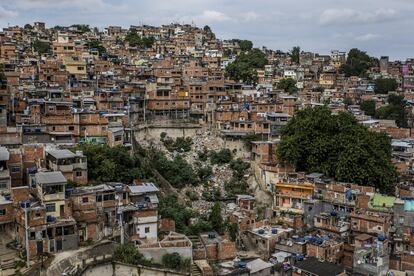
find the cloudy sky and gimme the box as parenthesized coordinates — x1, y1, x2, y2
(0, 0, 413, 60)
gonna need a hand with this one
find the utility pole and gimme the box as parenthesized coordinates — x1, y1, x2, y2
(117, 196, 124, 245)
(22, 201, 30, 268)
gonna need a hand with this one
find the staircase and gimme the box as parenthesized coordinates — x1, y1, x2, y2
(191, 263, 202, 276)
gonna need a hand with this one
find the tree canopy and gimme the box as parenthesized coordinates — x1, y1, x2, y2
(71, 24, 91, 34)
(341, 48, 377, 77)
(374, 78, 398, 94)
(125, 30, 155, 48)
(162, 253, 190, 271)
(209, 202, 223, 234)
(290, 46, 300, 64)
(360, 100, 376, 117)
(225, 48, 267, 84)
(277, 78, 298, 94)
(239, 40, 253, 52)
(75, 144, 143, 183)
(277, 106, 396, 194)
(33, 40, 51, 55)
(159, 195, 213, 235)
(85, 40, 106, 55)
(376, 94, 407, 127)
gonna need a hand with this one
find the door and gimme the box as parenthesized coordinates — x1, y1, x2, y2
(60, 205, 64, 217)
(36, 241, 43, 254)
(56, 240, 62, 252)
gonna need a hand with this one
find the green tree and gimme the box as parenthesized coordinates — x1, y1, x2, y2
(33, 40, 51, 55)
(225, 48, 267, 84)
(209, 202, 223, 234)
(277, 106, 396, 194)
(375, 95, 407, 127)
(24, 24, 33, 30)
(203, 25, 212, 33)
(239, 40, 253, 52)
(360, 100, 376, 116)
(343, 97, 353, 107)
(125, 30, 141, 47)
(197, 165, 213, 183)
(374, 78, 398, 94)
(341, 48, 377, 77)
(85, 40, 106, 55)
(152, 152, 199, 188)
(277, 78, 298, 94)
(159, 195, 213, 235)
(75, 144, 144, 183)
(125, 30, 155, 48)
(162, 136, 193, 152)
(227, 222, 238, 242)
(71, 24, 91, 34)
(142, 36, 155, 48)
(210, 149, 233, 165)
(290, 46, 300, 64)
(162, 253, 184, 270)
(114, 243, 152, 266)
(230, 159, 250, 179)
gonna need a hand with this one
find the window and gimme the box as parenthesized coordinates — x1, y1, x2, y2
(96, 195, 102, 202)
(46, 203, 56, 212)
(0, 181, 7, 190)
(68, 126, 74, 131)
(103, 194, 115, 201)
(80, 115, 87, 120)
(145, 227, 150, 233)
(82, 197, 89, 203)
(77, 67, 84, 71)
(76, 171, 82, 177)
(0, 209, 6, 216)
(11, 167, 20, 173)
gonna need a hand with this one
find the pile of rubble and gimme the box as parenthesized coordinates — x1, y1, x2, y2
(211, 164, 234, 196)
(192, 200, 215, 214)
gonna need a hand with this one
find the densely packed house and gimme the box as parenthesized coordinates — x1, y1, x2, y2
(1, 21, 414, 275)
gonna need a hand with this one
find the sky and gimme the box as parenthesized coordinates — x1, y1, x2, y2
(0, 0, 413, 60)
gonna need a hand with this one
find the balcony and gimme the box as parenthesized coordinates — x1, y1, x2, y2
(73, 162, 87, 170)
(43, 192, 65, 202)
(57, 164, 74, 173)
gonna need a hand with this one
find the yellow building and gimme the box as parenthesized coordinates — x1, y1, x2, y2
(35, 171, 67, 218)
(274, 180, 315, 214)
(319, 73, 335, 86)
(63, 57, 87, 76)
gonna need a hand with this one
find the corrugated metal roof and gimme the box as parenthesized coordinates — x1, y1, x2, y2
(0, 147, 10, 161)
(128, 183, 159, 194)
(35, 171, 66, 185)
(47, 149, 75, 159)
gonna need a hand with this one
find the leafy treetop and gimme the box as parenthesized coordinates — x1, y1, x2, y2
(341, 48, 377, 77)
(277, 106, 396, 194)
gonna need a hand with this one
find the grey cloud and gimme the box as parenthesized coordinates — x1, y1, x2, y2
(319, 8, 398, 25)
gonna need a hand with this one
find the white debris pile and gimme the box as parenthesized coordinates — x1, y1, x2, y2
(192, 130, 225, 152)
(211, 164, 234, 196)
(192, 200, 214, 214)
